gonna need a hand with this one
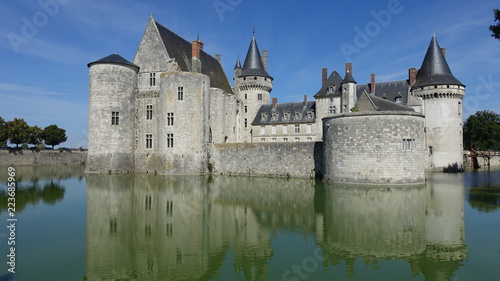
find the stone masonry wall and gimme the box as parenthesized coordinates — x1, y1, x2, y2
(323, 111, 425, 184)
(209, 142, 323, 178)
(0, 150, 87, 166)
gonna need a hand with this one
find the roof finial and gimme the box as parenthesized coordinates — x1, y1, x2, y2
(252, 25, 255, 37)
(432, 32, 436, 37)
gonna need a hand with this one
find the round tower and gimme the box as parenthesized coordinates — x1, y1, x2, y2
(234, 34, 273, 142)
(411, 35, 465, 172)
(87, 54, 139, 173)
(341, 62, 357, 112)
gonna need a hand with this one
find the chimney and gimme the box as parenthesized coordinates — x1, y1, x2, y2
(191, 39, 204, 73)
(322, 68, 328, 86)
(261, 50, 268, 72)
(440, 48, 446, 57)
(409, 68, 417, 86)
(370, 73, 375, 94)
(272, 97, 277, 108)
(303, 95, 308, 106)
(345, 63, 352, 75)
(215, 54, 221, 63)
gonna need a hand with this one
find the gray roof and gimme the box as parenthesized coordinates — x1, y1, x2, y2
(154, 21, 233, 94)
(313, 71, 343, 98)
(252, 101, 316, 125)
(412, 35, 464, 88)
(356, 80, 409, 105)
(342, 71, 357, 84)
(240, 36, 272, 79)
(87, 53, 139, 69)
(358, 92, 414, 112)
(234, 57, 242, 69)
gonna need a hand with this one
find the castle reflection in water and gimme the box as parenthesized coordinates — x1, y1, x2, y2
(85, 173, 467, 280)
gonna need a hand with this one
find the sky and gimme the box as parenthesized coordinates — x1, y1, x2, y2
(0, 0, 499, 148)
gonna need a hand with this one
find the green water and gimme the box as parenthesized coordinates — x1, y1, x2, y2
(1, 165, 500, 281)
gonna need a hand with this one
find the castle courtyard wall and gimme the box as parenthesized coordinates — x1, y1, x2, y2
(209, 142, 324, 178)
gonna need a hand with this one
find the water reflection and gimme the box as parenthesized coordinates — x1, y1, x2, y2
(467, 169, 500, 213)
(85, 173, 467, 280)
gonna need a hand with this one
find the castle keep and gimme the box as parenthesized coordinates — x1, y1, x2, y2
(87, 16, 465, 184)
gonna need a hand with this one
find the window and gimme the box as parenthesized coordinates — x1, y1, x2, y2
(294, 137, 300, 142)
(245, 94, 248, 100)
(244, 118, 248, 128)
(272, 138, 277, 142)
(166, 222, 173, 237)
(328, 85, 335, 93)
(258, 93, 263, 100)
(261, 113, 267, 121)
(283, 138, 288, 142)
(458, 101, 462, 116)
(307, 111, 313, 118)
(111, 112, 119, 125)
(429, 146, 433, 155)
(294, 111, 301, 119)
(167, 113, 174, 126)
(254, 77, 257, 80)
(167, 134, 174, 148)
(149, 73, 156, 86)
(306, 124, 312, 134)
(402, 139, 415, 151)
(294, 124, 300, 134)
(272, 113, 278, 121)
(283, 112, 289, 120)
(177, 87, 184, 100)
(261, 138, 266, 142)
(271, 125, 276, 135)
(260, 126, 265, 135)
(145, 195, 152, 210)
(244, 105, 248, 113)
(329, 97, 334, 103)
(146, 134, 153, 149)
(166, 201, 173, 217)
(307, 137, 312, 142)
(146, 105, 153, 120)
(283, 126, 288, 135)
(329, 106, 336, 115)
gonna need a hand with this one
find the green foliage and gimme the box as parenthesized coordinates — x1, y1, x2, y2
(463, 110, 500, 150)
(0, 116, 6, 146)
(42, 124, 67, 149)
(489, 9, 500, 40)
(6, 118, 30, 147)
(27, 125, 43, 147)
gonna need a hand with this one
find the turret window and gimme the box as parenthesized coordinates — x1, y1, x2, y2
(167, 113, 174, 126)
(258, 94, 263, 100)
(244, 106, 248, 113)
(402, 139, 415, 151)
(146, 134, 153, 149)
(146, 105, 153, 120)
(177, 87, 184, 100)
(149, 73, 156, 87)
(244, 118, 248, 128)
(167, 134, 174, 148)
(111, 112, 119, 125)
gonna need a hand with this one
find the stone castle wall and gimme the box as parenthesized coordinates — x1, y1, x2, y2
(0, 150, 87, 167)
(209, 142, 324, 178)
(323, 111, 425, 184)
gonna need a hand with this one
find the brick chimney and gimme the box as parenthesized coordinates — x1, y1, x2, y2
(303, 95, 307, 106)
(345, 63, 352, 75)
(192, 39, 204, 73)
(261, 50, 268, 72)
(370, 73, 375, 94)
(272, 97, 277, 108)
(408, 68, 417, 86)
(322, 68, 328, 86)
(440, 48, 446, 57)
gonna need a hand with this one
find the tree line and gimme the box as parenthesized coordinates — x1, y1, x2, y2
(0, 117, 67, 149)
(463, 110, 500, 151)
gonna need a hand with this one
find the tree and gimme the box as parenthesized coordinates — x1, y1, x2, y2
(6, 118, 30, 147)
(27, 125, 43, 148)
(489, 9, 500, 40)
(0, 116, 7, 147)
(463, 110, 500, 151)
(42, 124, 67, 149)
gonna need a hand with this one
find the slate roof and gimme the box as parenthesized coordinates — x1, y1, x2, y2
(87, 53, 139, 69)
(313, 71, 344, 98)
(240, 36, 272, 79)
(358, 92, 414, 112)
(252, 101, 316, 125)
(412, 35, 464, 88)
(342, 71, 357, 84)
(154, 21, 234, 94)
(356, 80, 410, 105)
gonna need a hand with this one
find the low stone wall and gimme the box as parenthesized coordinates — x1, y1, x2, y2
(209, 142, 323, 178)
(0, 150, 87, 167)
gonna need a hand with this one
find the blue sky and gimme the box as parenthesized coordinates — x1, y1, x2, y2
(1, 0, 499, 148)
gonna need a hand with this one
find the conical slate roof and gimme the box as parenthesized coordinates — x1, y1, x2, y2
(87, 53, 139, 69)
(342, 71, 357, 84)
(234, 56, 242, 69)
(240, 35, 272, 79)
(412, 35, 463, 88)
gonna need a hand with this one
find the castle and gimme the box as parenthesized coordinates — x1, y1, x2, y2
(86, 15, 465, 183)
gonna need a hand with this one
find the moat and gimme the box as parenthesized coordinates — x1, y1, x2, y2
(1, 165, 499, 280)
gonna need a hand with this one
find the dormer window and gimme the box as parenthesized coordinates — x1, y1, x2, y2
(294, 111, 301, 119)
(261, 113, 267, 121)
(307, 111, 313, 119)
(272, 112, 279, 121)
(327, 85, 335, 93)
(283, 112, 289, 120)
